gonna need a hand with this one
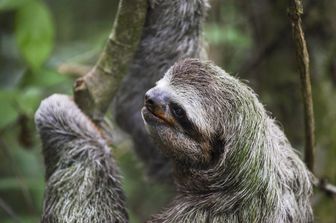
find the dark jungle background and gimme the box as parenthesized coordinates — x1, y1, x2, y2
(0, 0, 335, 222)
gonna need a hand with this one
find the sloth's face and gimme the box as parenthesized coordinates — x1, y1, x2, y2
(141, 84, 213, 167)
(141, 59, 230, 168)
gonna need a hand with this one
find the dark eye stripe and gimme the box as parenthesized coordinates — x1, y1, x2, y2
(170, 102, 203, 141)
(179, 117, 200, 138)
(170, 102, 186, 119)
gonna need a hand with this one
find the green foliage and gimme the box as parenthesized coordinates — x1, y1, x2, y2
(19, 68, 68, 88)
(205, 24, 251, 48)
(0, 0, 26, 11)
(0, 1, 70, 221)
(15, 0, 55, 70)
(0, 90, 19, 128)
(0, 70, 67, 128)
(16, 87, 43, 116)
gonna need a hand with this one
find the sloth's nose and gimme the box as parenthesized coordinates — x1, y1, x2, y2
(144, 89, 169, 113)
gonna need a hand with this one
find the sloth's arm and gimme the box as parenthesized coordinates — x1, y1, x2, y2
(35, 94, 128, 223)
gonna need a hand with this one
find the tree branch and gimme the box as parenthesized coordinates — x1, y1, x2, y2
(73, 0, 147, 122)
(312, 176, 336, 200)
(289, 0, 336, 198)
(58, 63, 91, 77)
(288, 0, 315, 172)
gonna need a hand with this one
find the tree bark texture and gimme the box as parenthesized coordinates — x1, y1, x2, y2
(73, 0, 147, 122)
(288, 0, 316, 172)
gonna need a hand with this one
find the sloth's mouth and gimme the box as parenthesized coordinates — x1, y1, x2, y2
(141, 106, 174, 126)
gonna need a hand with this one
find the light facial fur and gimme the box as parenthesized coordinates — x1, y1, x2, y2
(142, 58, 313, 223)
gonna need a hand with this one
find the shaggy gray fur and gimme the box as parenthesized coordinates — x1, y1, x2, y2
(142, 59, 313, 223)
(35, 60, 313, 222)
(114, 0, 209, 180)
(35, 95, 128, 223)
(34, 0, 313, 221)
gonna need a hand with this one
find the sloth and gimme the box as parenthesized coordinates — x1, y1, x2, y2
(141, 58, 313, 223)
(35, 58, 313, 222)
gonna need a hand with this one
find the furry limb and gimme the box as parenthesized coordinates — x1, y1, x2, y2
(35, 95, 128, 223)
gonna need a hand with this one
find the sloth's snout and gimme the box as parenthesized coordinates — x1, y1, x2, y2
(144, 89, 169, 114)
(143, 88, 176, 126)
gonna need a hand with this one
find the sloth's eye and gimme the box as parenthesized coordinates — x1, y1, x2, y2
(170, 103, 186, 119)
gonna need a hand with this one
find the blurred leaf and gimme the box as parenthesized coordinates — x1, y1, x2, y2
(0, 178, 39, 190)
(15, 1, 54, 70)
(0, 90, 19, 129)
(0, 0, 27, 11)
(16, 87, 43, 115)
(35, 68, 68, 86)
(205, 24, 251, 48)
(2, 217, 39, 223)
(20, 68, 69, 88)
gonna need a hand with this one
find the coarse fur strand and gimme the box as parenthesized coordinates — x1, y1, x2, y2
(35, 95, 128, 223)
(114, 0, 209, 180)
(143, 59, 313, 223)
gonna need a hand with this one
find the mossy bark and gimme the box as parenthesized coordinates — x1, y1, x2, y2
(73, 0, 147, 122)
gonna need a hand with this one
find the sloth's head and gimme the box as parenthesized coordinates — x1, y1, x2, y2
(142, 58, 265, 171)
